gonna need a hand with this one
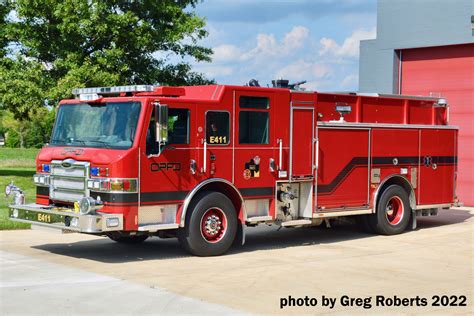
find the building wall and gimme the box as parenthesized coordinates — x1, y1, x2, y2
(359, 0, 474, 205)
(400, 44, 474, 205)
(359, 0, 474, 93)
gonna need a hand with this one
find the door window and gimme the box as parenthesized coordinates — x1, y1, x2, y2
(206, 111, 230, 145)
(238, 96, 270, 144)
(146, 108, 190, 155)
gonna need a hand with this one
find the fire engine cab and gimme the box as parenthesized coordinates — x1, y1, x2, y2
(7, 80, 459, 256)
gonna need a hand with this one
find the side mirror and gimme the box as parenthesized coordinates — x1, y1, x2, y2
(154, 103, 168, 145)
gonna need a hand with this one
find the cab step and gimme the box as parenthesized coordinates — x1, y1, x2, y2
(246, 215, 273, 224)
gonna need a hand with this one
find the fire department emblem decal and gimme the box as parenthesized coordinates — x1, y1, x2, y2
(61, 148, 84, 156)
(243, 169, 251, 180)
(244, 157, 260, 179)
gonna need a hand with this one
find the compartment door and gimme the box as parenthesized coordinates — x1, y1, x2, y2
(317, 128, 370, 209)
(290, 107, 315, 179)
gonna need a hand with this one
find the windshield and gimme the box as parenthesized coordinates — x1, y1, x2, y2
(50, 102, 141, 149)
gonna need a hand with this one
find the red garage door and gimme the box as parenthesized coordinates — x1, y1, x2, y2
(401, 43, 473, 205)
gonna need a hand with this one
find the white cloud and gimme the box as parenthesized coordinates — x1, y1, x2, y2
(199, 24, 368, 91)
(283, 26, 310, 50)
(319, 28, 376, 58)
(276, 59, 332, 80)
(212, 44, 242, 62)
(241, 26, 310, 60)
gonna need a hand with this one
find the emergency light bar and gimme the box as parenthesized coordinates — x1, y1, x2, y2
(72, 85, 157, 96)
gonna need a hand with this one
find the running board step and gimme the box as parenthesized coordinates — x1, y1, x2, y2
(281, 219, 312, 227)
(138, 223, 179, 232)
(246, 215, 273, 223)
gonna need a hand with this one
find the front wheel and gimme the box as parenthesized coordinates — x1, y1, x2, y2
(369, 185, 411, 235)
(178, 192, 237, 256)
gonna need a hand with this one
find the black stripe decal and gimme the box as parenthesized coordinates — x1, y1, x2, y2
(36, 186, 49, 196)
(239, 187, 273, 197)
(318, 157, 368, 193)
(90, 192, 138, 203)
(318, 155, 456, 194)
(140, 191, 189, 202)
(372, 156, 420, 165)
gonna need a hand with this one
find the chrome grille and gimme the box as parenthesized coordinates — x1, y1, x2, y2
(50, 159, 89, 202)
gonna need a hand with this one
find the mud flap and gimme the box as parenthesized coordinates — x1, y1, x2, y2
(233, 222, 245, 246)
(409, 208, 417, 230)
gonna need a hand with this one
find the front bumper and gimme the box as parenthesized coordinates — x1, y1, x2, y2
(9, 204, 123, 233)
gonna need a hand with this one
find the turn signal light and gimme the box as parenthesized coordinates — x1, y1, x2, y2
(87, 178, 137, 193)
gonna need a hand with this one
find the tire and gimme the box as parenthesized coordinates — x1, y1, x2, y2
(369, 184, 411, 235)
(108, 234, 148, 244)
(178, 191, 237, 256)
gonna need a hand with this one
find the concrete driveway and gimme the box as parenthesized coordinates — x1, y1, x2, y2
(1, 207, 472, 315)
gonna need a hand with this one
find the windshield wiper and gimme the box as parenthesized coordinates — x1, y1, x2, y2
(76, 139, 112, 148)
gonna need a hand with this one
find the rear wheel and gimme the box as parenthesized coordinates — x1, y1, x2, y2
(178, 192, 237, 256)
(369, 185, 411, 235)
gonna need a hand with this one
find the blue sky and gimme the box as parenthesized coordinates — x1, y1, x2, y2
(189, 0, 377, 91)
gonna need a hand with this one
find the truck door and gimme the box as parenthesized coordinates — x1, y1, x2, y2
(196, 109, 233, 181)
(290, 107, 315, 179)
(317, 128, 370, 209)
(233, 92, 275, 199)
(139, 103, 197, 227)
(419, 129, 457, 205)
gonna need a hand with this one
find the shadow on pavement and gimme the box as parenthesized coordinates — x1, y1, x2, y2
(31, 208, 472, 263)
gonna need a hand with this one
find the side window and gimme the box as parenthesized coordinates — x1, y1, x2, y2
(146, 108, 189, 155)
(206, 111, 230, 145)
(146, 108, 158, 155)
(238, 96, 270, 144)
(240, 96, 269, 109)
(168, 108, 190, 144)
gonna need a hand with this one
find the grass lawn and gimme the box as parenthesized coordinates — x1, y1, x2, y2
(0, 148, 39, 230)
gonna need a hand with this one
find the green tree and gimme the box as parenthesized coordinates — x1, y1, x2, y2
(1, 0, 213, 121)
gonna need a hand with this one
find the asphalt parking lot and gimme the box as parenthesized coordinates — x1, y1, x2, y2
(1, 207, 472, 315)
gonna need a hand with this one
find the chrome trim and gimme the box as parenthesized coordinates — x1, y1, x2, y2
(326, 91, 443, 101)
(281, 219, 312, 227)
(314, 124, 319, 214)
(317, 122, 458, 130)
(138, 223, 179, 232)
(278, 139, 283, 171)
(372, 174, 416, 212)
(418, 130, 421, 204)
(367, 128, 372, 205)
(9, 203, 123, 233)
(232, 90, 236, 183)
(203, 140, 207, 173)
(50, 159, 90, 203)
(180, 178, 247, 227)
(87, 178, 138, 193)
(246, 215, 273, 223)
(314, 208, 373, 217)
(289, 102, 293, 179)
(415, 204, 451, 210)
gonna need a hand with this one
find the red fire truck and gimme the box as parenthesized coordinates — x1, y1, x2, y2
(7, 80, 459, 256)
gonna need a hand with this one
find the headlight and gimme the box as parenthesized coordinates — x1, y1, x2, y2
(78, 197, 102, 215)
(33, 174, 50, 186)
